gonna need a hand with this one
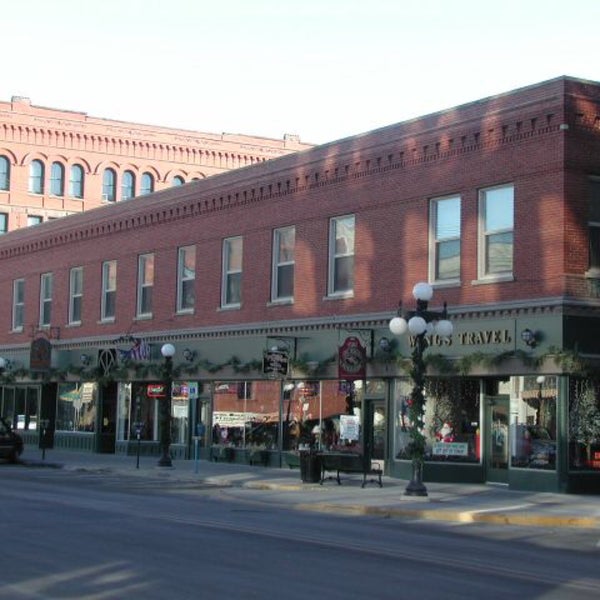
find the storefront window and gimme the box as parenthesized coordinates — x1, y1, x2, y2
(569, 378, 600, 471)
(510, 376, 557, 470)
(118, 381, 191, 443)
(56, 382, 97, 432)
(394, 378, 481, 463)
(212, 380, 281, 450)
(1, 386, 40, 430)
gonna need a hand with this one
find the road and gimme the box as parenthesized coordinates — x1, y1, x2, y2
(1, 465, 599, 599)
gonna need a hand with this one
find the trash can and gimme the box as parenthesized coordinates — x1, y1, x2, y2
(299, 450, 322, 483)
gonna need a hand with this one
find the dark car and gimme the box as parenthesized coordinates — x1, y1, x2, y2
(0, 417, 24, 463)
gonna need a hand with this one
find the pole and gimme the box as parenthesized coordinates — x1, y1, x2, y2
(158, 354, 173, 467)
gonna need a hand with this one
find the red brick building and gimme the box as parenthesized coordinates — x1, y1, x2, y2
(0, 95, 312, 232)
(1, 76, 600, 492)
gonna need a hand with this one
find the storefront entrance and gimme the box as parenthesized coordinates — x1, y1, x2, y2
(486, 395, 510, 484)
(364, 398, 386, 471)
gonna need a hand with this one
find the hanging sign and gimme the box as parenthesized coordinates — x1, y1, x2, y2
(338, 336, 366, 381)
(147, 383, 166, 398)
(263, 349, 289, 376)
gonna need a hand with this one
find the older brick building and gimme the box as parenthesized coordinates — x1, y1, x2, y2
(0, 95, 312, 232)
(1, 76, 599, 492)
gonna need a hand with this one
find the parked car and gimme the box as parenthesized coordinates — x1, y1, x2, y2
(0, 417, 24, 463)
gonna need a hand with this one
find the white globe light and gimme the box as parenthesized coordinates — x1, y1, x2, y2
(412, 282, 433, 302)
(408, 316, 427, 336)
(389, 316, 408, 336)
(435, 319, 453, 337)
(161, 343, 176, 358)
(0, 357, 6, 370)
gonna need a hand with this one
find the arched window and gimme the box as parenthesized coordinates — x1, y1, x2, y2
(69, 164, 84, 198)
(140, 172, 154, 196)
(121, 170, 135, 200)
(29, 159, 45, 194)
(172, 175, 185, 186)
(0, 156, 9, 190)
(50, 162, 65, 196)
(102, 168, 116, 202)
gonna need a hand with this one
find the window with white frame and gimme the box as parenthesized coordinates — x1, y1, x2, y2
(272, 226, 295, 301)
(430, 195, 461, 282)
(588, 178, 600, 274)
(478, 185, 514, 278)
(50, 162, 65, 196)
(177, 246, 195, 313)
(69, 267, 83, 324)
(39, 272, 53, 327)
(222, 236, 243, 307)
(0, 155, 11, 190)
(27, 215, 43, 227)
(69, 164, 84, 198)
(137, 253, 154, 317)
(12, 279, 24, 331)
(328, 214, 355, 295)
(121, 170, 135, 200)
(101, 260, 117, 321)
(29, 159, 44, 194)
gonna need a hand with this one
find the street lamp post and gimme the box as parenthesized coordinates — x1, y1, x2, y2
(158, 343, 176, 467)
(389, 282, 453, 496)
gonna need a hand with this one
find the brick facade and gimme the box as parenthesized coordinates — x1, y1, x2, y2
(0, 95, 312, 232)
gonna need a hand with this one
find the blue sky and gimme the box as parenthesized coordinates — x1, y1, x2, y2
(2, 0, 599, 144)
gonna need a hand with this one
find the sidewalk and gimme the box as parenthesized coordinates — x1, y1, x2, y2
(20, 446, 600, 529)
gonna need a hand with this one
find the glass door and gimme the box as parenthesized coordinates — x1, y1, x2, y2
(364, 399, 386, 471)
(486, 395, 510, 483)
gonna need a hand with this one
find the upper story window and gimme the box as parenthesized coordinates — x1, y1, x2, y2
(140, 172, 154, 196)
(0, 155, 10, 190)
(27, 215, 43, 227)
(328, 214, 355, 296)
(69, 267, 83, 325)
(0, 212, 7, 234)
(39, 272, 53, 327)
(12, 279, 24, 331)
(122, 170, 135, 200)
(272, 226, 295, 302)
(587, 178, 600, 276)
(137, 253, 154, 318)
(430, 195, 461, 283)
(101, 260, 117, 321)
(102, 168, 116, 202)
(50, 162, 65, 196)
(222, 236, 243, 308)
(177, 246, 196, 313)
(478, 184, 514, 279)
(69, 164, 84, 198)
(172, 175, 185, 187)
(29, 159, 44, 194)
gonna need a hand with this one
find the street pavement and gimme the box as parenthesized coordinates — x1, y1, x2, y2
(17, 445, 600, 529)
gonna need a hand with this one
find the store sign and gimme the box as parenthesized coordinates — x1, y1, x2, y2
(263, 349, 289, 376)
(338, 336, 366, 381)
(30, 337, 52, 371)
(432, 442, 469, 456)
(147, 383, 166, 398)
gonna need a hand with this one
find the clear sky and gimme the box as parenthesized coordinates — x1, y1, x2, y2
(2, 0, 599, 145)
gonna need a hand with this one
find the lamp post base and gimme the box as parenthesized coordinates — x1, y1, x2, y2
(404, 461, 428, 497)
(157, 454, 173, 468)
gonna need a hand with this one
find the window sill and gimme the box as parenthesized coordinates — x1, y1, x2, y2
(134, 314, 153, 321)
(176, 309, 195, 316)
(98, 317, 115, 325)
(267, 298, 294, 307)
(471, 274, 514, 285)
(218, 304, 241, 312)
(323, 291, 354, 301)
(431, 279, 461, 290)
(584, 269, 600, 279)
(65, 322, 81, 328)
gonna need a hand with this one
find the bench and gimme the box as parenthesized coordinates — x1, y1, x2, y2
(319, 452, 383, 488)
